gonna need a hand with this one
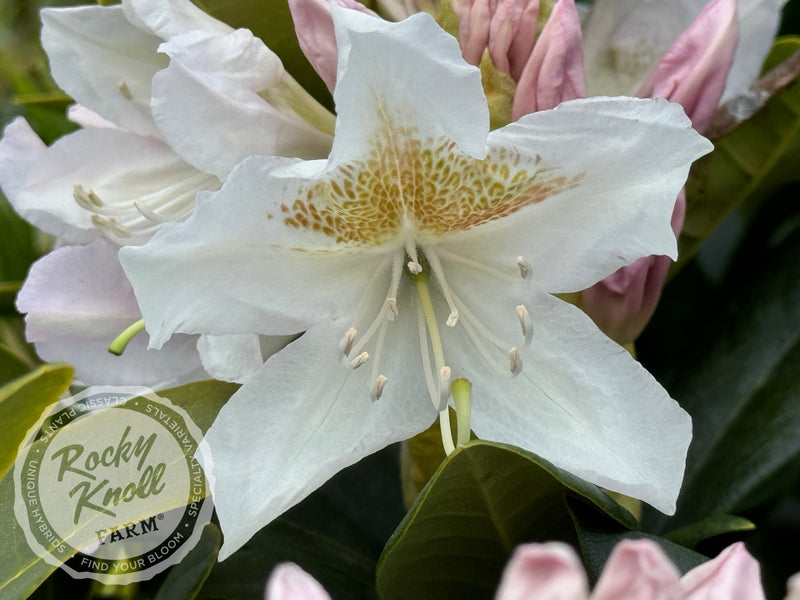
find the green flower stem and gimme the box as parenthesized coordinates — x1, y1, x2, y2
(108, 319, 145, 356)
(451, 378, 472, 447)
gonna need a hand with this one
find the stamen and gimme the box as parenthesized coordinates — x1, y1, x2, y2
(118, 80, 133, 100)
(405, 241, 423, 274)
(134, 198, 171, 223)
(91, 214, 130, 237)
(509, 347, 522, 376)
(340, 327, 357, 356)
(386, 298, 398, 321)
(516, 305, 533, 345)
(108, 319, 145, 356)
(436, 248, 519, 284)
(73, 184, 103, 208)
(349, 351, 369, 369)
(517, 256, 530, 279)
(439, 408, 456, 455)
(438, 366, 451, 411)
(424, 247, 459, 327)
(371, 375, 388, 401)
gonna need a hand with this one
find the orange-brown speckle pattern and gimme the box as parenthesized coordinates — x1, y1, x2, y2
(281, 126, 582, 245)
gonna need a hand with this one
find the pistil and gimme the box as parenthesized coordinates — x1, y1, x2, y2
(108, 319, 146, 355)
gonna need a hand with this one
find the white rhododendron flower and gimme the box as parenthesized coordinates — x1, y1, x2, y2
(121, 7, 711, 556)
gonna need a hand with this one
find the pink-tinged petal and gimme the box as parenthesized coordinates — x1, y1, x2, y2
(592, 540, 683, 600)
(494, 543, 589, 600)
(265, 563, 332, 600)
(16, 240, 205, 388)
(581, 190, 685, 344)
(681, 542, 766, 600)
(288, 0, 377, 93)
(640, 0, 738, 132)
(786, 573, 800, 600)
(512, 0, 586, 119)
(459, 0, 494, 66)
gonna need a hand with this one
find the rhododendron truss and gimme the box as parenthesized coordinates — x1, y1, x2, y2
(121, 7, 711, 557)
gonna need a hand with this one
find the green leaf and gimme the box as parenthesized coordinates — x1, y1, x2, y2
(155, 523, 222, 600)
(0, 196, 36, 311)
(664, 515, 755, 549)
(376, 440, 636, 600)
(0, 378, 236, 600)
(678, 37, 800, 271)
(0, 363, 74, 481)
(646, 226, 800, 532)
(568, 498, 708, 580)
(195, 0, 333, 109)
(199, 446, 406, 600)
(0, 343, 32, 386)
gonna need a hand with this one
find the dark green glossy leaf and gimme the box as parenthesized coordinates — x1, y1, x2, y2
(679, 37, 800, 271)
(568, 498, 707, 580)
(195, 0, 332, 109)
(199, 446, 406, 600)
(646, 226, 800, 532)
(376, 440, 636, 600)
(155, 523, 222, 600)
(664, 515, 755, 549)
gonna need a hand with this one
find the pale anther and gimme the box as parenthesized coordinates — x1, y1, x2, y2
(516, 305, 533, 344)
(438, 366, 452, 411)
(407, 260, 422, 274)
(350, 351, 369, 369)
(509, 347, 522, 376)
(517, 256, 530, 279)
(118, 80, 133, 100)
(73, 184, 103, 208)
(446, 312, 459, 327)
(91, 214, 130, 237)
(371, 375, 388, 401)
(386, 298, 398, 321)
(339, 327, 357, 356)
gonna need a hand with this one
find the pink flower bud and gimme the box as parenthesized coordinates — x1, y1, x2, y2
(639, 0, 738, 132)
(265, 563, 332, 600)
(288, 0, 377, 93)
(511, 0, 585, 119)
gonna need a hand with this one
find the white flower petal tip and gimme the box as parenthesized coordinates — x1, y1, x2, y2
(265, 563, 332, 600)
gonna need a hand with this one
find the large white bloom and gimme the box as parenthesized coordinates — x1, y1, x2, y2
(121, 7, 711, 557)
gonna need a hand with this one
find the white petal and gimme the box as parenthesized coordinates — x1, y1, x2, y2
(122, 0, 232, 39)
(329, 6, 489, 163)
(205, 318, 435, 559)
(16, 240, 205, 388)
(721, 0, 788, 103)
(41, 5, 165, 136)
(0, 120, 215, 245)
(440, 276, 691, 514)
(120, 155, 391, 348)
(196, 333, 284, 384)
(151, 30, 332, 178)
(442, 96, 711, 294)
